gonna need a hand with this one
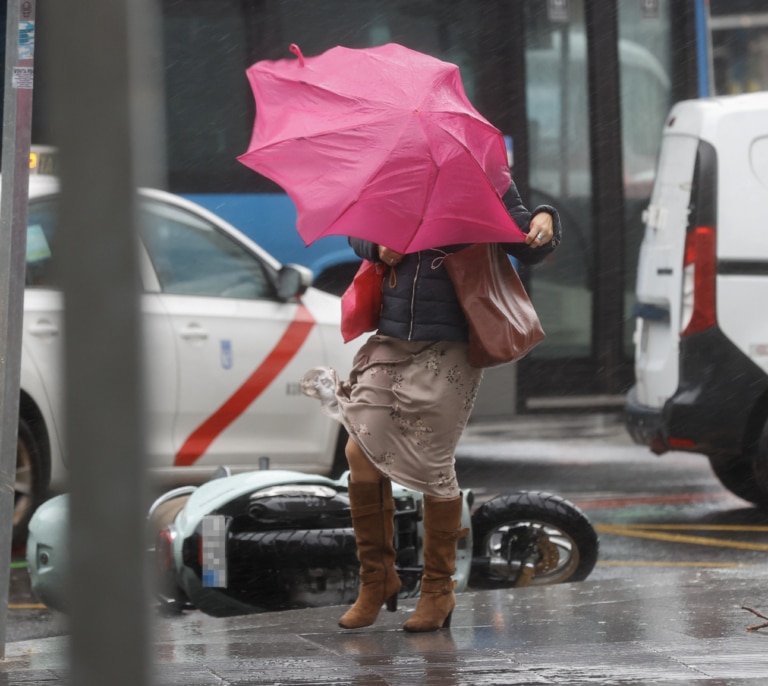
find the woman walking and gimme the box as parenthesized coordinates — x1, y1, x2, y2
(302, 183, 561, 632)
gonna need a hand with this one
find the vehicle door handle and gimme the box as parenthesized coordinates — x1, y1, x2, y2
(28, 320, 60, 338)
(179, 324, 209, 341)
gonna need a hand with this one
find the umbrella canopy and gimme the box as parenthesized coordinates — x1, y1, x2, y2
(238, 43, 525, 254)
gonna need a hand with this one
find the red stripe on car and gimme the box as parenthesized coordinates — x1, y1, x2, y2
(174, 305, 315, 466)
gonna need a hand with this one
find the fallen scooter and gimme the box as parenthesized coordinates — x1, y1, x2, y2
(27, 468, 599, 618)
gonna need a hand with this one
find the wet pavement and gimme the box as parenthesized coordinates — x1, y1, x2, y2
(3, 565, 768, 684)
(4, 414, 768, 684)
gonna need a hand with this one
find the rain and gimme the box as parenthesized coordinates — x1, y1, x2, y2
(2, 1, 768, 684)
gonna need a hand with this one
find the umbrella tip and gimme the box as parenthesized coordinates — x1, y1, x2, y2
(289, 43, 305, 67)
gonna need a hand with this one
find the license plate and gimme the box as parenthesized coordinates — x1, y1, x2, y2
(201, 515, 228, 588)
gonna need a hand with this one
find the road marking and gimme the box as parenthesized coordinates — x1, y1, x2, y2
(595, 522, 768, 552)
(575, 492, 732, 509)
(174, 304, 315, 466)
(597, 560, 751, 568)
(7, 603, 47, 610)
(617, 523, 768, 532)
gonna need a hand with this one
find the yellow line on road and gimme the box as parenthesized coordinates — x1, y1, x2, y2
(597, 560, 751, 568)
(595, 523, 768, 552)
(614, 523, 768, 532)
(8, 603, 47, 610)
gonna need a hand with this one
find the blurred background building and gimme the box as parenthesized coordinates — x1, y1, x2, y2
(2, 0, 766, 416)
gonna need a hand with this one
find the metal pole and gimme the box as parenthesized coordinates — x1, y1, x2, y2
(585, 0, 626, 394)
(42, 0, 164, 683)
(0, 0, 35, 660)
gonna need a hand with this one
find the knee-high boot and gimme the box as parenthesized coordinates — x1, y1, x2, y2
(338, 479, 401, 629)
(403, 494, 467, 633)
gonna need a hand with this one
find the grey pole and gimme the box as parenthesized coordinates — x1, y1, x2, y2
(0, 0, 36, 660)
(42, 1, 164, 684)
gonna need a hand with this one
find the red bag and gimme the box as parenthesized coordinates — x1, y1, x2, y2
(340, 260, 385, 343)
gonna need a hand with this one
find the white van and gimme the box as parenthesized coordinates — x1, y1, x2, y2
(625, 91, 768, 505)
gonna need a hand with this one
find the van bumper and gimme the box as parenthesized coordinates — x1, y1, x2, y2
(624, 387, 667, 453)
(627, 328, 768, 457)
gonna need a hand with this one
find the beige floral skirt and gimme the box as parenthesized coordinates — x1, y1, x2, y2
(301, 335, 483, 498)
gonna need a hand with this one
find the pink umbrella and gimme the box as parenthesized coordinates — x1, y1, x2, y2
(238, 43, 525, 254)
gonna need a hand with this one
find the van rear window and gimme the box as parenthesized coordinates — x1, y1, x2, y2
(688, 141, 718, 231)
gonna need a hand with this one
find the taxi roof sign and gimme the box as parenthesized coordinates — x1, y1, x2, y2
(29, 146, 58, 176)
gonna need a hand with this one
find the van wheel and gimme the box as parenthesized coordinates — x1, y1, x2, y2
(15, 419, 49, 549)
(709, 453, 768, 506)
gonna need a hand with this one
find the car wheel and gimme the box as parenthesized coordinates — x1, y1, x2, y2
(709, 453, 768, 506)
(14, 418, 49, 549)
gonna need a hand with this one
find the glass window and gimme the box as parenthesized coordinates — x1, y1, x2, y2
(618, 0, 673, 358)
(710, 0, 768, 94)
(26, 198, 58, 288)
(140, 200, 276, 299)
(522, 0, 673, 362)
(524, 0, 593, 359)
(160, 0, 516, 194)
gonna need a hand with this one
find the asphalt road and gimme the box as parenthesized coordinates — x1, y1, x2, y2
(456, 417, 768, 577)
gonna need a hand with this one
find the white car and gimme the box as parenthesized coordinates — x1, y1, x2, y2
(15, 175, 355, 546)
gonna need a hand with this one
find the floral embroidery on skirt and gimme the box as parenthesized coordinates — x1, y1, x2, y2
(301, 335, 483, 498)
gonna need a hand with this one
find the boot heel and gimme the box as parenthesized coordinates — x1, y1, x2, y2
(386, 592, 398, 612)
(442, 609, 453, 628)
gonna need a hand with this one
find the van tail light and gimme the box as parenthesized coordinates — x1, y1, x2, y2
(680, 226, 716, 337)
(667, 436, 697, 450)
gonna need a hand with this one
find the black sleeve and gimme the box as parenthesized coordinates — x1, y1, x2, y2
(499, 183, 563, 266)
(348, 237, 380, 262)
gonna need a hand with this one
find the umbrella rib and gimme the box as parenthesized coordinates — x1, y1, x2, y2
(400, 115, 516, 248)
(254, 72, 501, 144)
(330, 113, 439, 250)
(433, 118, 511, 198)
(398, 117, 440, 251)
(415, 70, 503, 135)
(327, 113, 509, 252)
(255, 78, 412, 137)
(252, 110, 413, 148)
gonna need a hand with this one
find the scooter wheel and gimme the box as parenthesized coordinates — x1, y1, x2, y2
(470, 491, 598, 588)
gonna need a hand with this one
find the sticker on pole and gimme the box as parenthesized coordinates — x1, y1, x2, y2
(18, 20, 34, 60)
(12, 67, 33, 90)
(201, 515, 228, 588)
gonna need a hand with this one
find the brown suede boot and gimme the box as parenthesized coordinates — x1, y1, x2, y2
(403, 494, 467, 633)
(338, 479, 401, 629)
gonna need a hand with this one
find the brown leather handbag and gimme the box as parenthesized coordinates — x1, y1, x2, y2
(444, 243, 545, 368)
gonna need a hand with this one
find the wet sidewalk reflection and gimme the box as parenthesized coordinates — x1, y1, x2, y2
(4, 565, 768, 684)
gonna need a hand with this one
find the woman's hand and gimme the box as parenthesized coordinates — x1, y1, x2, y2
(525, 212, 554, 248)
(378, 245, 404, 266)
